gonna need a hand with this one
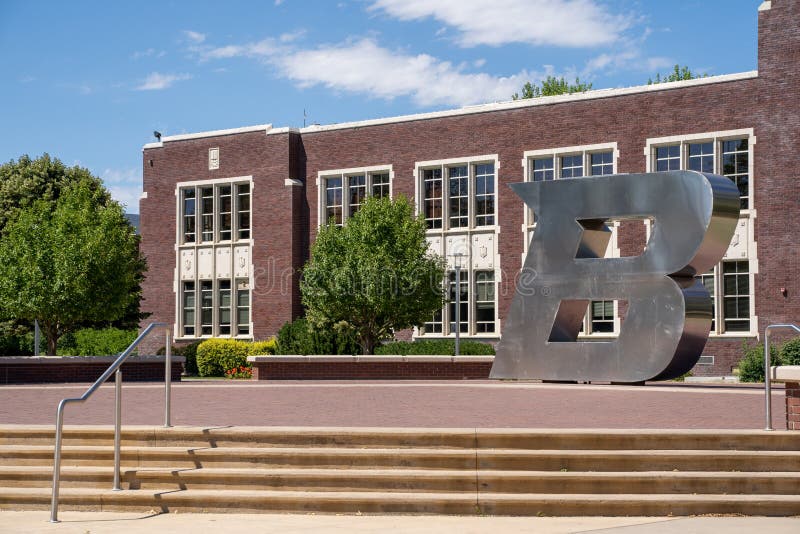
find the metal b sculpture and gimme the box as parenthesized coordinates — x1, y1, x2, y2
(491, 171, 740, 383)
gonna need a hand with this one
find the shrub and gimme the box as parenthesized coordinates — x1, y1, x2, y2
(737, 342, 781, 383)
(779, 337, 800, 366)
(0, 332, 34, 356)
(196, 338, 278, 377)
(56, 328, 137, 356)
(375, 339, 495, 356)
(249, 339, 277, 355)
(196, 339, 250, 377)
(275, 318, 360, 355)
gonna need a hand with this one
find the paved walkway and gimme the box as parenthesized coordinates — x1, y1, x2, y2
(0, 380, 785, 429)
(2, 511, 799, 534)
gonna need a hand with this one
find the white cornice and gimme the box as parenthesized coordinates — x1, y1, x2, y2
(294, 71, 758, 135)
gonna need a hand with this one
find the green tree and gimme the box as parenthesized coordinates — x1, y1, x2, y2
(0, 182, 144, 355)
(301, 196, 446, 355)
(648, 64, 707, 85)
(512, 76, 593, 100)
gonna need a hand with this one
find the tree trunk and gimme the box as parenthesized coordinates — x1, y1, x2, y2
(360, 333, 375, 355)
(42, 322, 59, 356)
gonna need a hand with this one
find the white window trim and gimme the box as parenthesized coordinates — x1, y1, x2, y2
(174, 176, 254, 341)
(316, 164, 393, 227)
(644, 129, 758, 337)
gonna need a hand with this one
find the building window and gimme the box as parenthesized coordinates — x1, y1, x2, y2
(590, 301, 615, 333)
(179, 278, 251, 338)
(418, 158, 496, 231)
(590, 152, 613, 176)
(649, 131, 752, 210)
(319, 167, 393, 226)
(699, 262, 752, 335)
(180, 181, 251, 245)
(421, 269, 497, 337)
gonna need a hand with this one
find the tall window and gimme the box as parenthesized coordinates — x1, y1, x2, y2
(319, 167, 392, 226)
(648, 130, 754, 334)
(475, 272, 496, 333)
(424, 168, 443, 229)
(421, 270, 496, 337)
(448, 271, 469, 334)
(177, 178, 253, 340)
(475, 163, 495, 226)
(181, 182, 251, 244)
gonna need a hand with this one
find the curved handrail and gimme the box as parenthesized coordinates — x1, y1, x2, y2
(49, 322, 170, 522)
(763, 323, 800, 431)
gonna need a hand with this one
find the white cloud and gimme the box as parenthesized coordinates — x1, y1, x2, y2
(183, 30, 206, 43)
(135, 72, 192, 90)
(369, 0, 631, 48)
(102, 168, 142, 213)
(131, 48, 166, 60)
(202, 37, 546, 107)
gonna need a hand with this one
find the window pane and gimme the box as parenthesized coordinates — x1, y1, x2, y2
(237, 183, 250, 240)
(655, 145, 680, 171)
(371, 172, 390, 198)
(722, 138, 749, 209)
(182, 189, 196, 243)
(325, 177, 343, 226)
(532, 157, 554, 182)
(723, 261, 750, 332)
(348, 174, 366, 217)
(448, 271, 469, 334)
(560, 155, 583, 178)
(200, 187, 214, 242)
(687, 142, 714, 173)
(475, 271, 495, 333)
(590, 151, 613, 176)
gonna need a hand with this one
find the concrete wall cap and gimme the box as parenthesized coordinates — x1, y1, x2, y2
(770, 365, 800, 382)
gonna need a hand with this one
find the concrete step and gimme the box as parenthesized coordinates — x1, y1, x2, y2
(4, 487, 800, 516)
(4, 465, 800, 495)
(5, 444, 800, 472)
(4, 426, 799, 451)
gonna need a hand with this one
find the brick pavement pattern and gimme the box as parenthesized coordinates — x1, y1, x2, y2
(0, 381, 785, 429)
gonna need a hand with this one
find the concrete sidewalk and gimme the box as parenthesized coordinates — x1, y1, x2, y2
(2, 511, 799, 534)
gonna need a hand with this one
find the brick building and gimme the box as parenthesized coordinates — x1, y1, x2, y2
(140, 0, 799, 377)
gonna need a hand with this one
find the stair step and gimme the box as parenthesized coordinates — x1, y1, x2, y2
(2, 465, 799, 494)
(4, 487, 800, 516)
(4, 426, 799, 451)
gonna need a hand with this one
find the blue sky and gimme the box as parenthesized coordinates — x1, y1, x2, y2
(0, 1, 759, 213)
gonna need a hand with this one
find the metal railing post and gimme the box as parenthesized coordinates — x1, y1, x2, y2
(49, 402, 66, 523)
(165, 328, 172, 428)
(764, 328, 773, 431)
(113, 369, 122, 490)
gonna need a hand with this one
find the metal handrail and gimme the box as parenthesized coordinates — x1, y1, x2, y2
(763, 323, 800, 431)
(49, 322, 172, 522)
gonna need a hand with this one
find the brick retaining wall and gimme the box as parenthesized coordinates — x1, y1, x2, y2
(0, 356, 184, 385)
(248, 355, 493, 380)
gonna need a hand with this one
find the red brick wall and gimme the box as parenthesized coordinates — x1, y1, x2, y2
(0, 360, 183, 384)
(251, 360, 491, 380)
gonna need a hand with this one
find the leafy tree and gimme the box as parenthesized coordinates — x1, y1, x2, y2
(648, 64, 707, 85)
(301, 196, 446, 355)
(0, 154, 107, 235)
(0, 182, 144, 355)
(512, 76, 593, 100)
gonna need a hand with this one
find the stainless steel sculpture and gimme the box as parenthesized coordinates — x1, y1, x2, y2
(491, 171, 740, 383)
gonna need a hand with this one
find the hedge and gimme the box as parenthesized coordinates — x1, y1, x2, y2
(57, 328, 137, 356)
(275, 318, 360, 355)
(196, 338, 277, 377)
(738, 342, 781, 382)
(375, 339, 495, 356)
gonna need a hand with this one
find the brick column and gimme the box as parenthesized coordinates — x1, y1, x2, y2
(786, 382, 800, 430)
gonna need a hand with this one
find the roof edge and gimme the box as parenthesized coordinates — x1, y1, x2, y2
(143, 123, 273, 149)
